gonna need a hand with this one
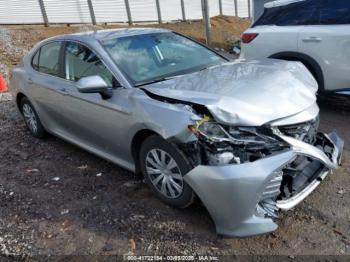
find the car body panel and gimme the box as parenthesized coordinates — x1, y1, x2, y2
(143, 59, 318, 126)
(9, 28, 344, 237)
(240, 25, 301, 60)
(184, 131, 343, 237)
(240, 1, 350, 92)
(298, 25, 350, 91)
(184, 150, 294, 237)
(268, 102, 319, 126)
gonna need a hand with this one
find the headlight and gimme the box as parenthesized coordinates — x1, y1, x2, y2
(228, 126, 274, 145)
(189, 116, 281, 147)
(197, 121, 231, 142)
(188, 117, 289, 166)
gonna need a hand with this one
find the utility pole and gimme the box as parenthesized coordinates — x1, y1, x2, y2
(155, 0, 162, 24)
(201, 0, 211, 45)
(124, 0, 133, 25)
(180, 0, 186, 21)
(87, 0, 96, 25)
(248, 0, 251, 18)
(234, 0, 238, 16)
(38, 0, 49, 27)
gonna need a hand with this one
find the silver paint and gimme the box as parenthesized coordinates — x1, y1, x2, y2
(9, 28, 343, 237)
(76, 75, 109, 92)
(143, 59, 318, 126)
(184, 132, 343, 237)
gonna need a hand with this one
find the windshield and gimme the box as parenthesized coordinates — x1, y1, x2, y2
(101, 32, 225, 86)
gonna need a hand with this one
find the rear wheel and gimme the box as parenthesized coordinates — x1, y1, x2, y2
(139, 135, 195, 208)
(20, 97, 46, 138)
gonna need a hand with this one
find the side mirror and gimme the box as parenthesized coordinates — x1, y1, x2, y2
(76, 75, 113, 99)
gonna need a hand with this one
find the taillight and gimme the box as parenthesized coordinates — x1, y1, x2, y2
(241, 33, 258, 44)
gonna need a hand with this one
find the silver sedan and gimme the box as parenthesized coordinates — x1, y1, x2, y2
(10, 28, 344, 237)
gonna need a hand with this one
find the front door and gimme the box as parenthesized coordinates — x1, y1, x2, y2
(53, 41, 133, 165)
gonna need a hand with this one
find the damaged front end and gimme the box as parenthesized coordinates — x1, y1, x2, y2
(139, 59, 341, 237)
(180, 111, 344, 237)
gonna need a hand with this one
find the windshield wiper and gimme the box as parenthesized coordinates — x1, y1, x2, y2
(135, 76, 176, 87)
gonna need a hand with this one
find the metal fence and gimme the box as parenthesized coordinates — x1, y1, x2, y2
(0, 0, 252, 26)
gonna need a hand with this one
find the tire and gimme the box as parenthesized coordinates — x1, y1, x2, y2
(139, 135, 195, 208)
(20, 97, 46, 138)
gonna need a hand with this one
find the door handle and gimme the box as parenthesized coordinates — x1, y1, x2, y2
(302, 36, 322, 43)
(27, 78, 33, 85)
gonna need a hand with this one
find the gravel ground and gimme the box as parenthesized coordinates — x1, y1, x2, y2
(0, 97, 349, 257)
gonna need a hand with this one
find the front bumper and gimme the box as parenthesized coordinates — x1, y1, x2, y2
(183, 131, 344, 237)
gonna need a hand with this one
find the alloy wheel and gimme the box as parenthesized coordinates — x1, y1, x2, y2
(22, 104, 38, 134)
(145, 148, 184, 199)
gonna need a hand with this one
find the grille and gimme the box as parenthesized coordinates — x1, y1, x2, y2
(278, 116, 319, 144)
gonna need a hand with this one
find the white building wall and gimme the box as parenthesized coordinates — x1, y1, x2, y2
(44, 0, 91, 24)
(0, 0, 251, 25)
(92, 0, 128, 23)
(159, 0, 183, 21)
(0, 0, 43, 24)
(221, 0, 237, 16)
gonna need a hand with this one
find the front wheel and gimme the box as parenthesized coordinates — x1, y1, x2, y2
(139, 135, 195, 208)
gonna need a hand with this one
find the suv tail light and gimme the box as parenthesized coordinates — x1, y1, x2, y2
(241, 33, 258, 44)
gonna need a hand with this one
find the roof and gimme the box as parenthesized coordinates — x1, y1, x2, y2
(52, 27, 171, 42)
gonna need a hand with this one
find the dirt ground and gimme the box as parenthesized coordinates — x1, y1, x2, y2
(0, 96, 349, 257)
(0, 17, 349, 258)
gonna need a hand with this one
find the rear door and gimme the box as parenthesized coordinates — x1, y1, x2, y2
(28, 41, 67, 134)
(298, 0, 350, 91)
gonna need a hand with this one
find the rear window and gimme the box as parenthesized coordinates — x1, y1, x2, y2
(253, 0, 319, 26)
(32, 41, 62, 77)
(320, 0, 350, 25)
(39, 42, 61, 77)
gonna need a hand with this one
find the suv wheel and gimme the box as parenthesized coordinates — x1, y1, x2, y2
(139, 135, 195, 208)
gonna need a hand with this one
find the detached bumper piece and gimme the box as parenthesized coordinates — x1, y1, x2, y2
(183, 131, 344, 237)
(276, 131, 344, 210)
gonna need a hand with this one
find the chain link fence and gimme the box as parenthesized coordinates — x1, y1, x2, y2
(0, 0, 252, 25)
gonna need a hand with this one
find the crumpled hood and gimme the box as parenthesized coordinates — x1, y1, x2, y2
(143, 59, 318, 126)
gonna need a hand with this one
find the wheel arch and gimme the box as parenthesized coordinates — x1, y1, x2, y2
(269, 52, 325, 91)
(16, 92, 26, 112)
(131, 129, 160, 175)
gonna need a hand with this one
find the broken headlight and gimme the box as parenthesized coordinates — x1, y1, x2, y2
(228, 126, 281, 149)
(193, 117, 279, 147)
(189, 116, 289, 165)
(197, 121, 231, 142)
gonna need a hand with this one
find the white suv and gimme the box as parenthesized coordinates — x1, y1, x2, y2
(240, 0, 350, 95)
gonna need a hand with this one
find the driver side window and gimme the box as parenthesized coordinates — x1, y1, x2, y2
(64, 41, 119, 87)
